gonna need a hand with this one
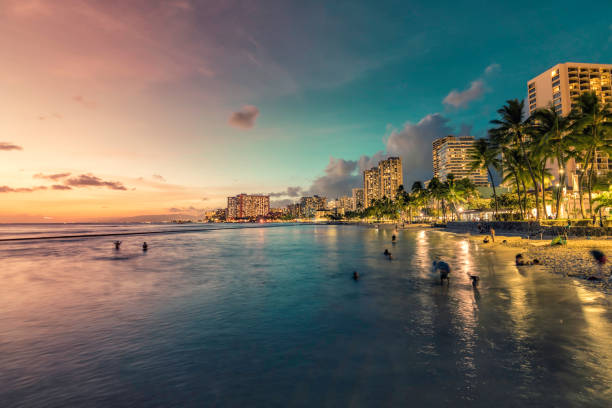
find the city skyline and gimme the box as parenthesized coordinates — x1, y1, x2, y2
(1, 0, 611, 222)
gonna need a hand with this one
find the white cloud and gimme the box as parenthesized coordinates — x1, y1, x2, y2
(443, 80, 486, 109)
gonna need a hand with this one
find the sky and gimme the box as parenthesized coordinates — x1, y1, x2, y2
(1, 0, 611, 222)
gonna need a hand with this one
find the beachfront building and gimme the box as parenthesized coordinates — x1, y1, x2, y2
(379, 157, 403, 200)
(527, 62, 612, 186)
(227, 194, 270, 220)
(363, 167, 380, 208)
(363, 157, 403, 207)
(337, 196, 354, 212)
(299, 195, 327, 218)
(432, 136, 489, 186)
(352, 188, 364, 211)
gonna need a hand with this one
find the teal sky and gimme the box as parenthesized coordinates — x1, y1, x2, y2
(1, 0, 611, 219)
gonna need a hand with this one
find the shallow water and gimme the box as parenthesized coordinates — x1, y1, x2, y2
(1, 224, 611, 407)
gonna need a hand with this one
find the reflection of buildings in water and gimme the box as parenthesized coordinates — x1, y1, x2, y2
(572, 285, 612, 385)
(414, 230, 430, 276)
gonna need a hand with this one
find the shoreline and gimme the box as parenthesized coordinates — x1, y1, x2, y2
(441, 228, 612, 294)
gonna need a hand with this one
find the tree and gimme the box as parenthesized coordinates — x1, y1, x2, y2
(469, 138, 501, 217)
(530, 105, 571, 218)
(490, 99, 542, 219)
(568, 92, 612, 218)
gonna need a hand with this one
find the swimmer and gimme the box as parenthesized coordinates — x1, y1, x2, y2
(353, 271, 359, 280)
(114, 240, 122, 250)
(383, 249, 390, 256)
(142, 242, 148, 251)
(392, 234, 396, 242)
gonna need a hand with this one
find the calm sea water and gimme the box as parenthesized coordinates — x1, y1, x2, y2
(1, 224, 611, 407)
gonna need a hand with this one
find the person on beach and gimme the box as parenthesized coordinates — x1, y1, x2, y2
(469, 275, 480, 287)
(432, 260, 451, 285)
(142, 242, 148, 251)
(590, 250, 607, 279)
(490, 227, 495, 243)
(114, 241, 122, 250)
(515, 254, 529, 266)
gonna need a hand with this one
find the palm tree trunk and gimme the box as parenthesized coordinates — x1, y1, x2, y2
(578, 148, 593, 219)
(588, 160, 595, 217)
(521, 179, 528, 219)
(518, 137, 541, 219)
(555, 159, 565, 219)
(541, 167, 547, 218)
(513, 172, 523, 219)
(488, 168, 498, 218)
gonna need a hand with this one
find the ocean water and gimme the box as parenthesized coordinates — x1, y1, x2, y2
(1, 224, 611, 407)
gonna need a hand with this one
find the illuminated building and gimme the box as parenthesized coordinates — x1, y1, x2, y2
(432, 136, 489, 186)
(352, 188, 364, 210)
(337, 196, 354, 212)
(226, 194, 270, 219)
(363, 167, 380, 207)
(363, 157, 404, 207)
(299, 195, 326, 218)
(527, 63, 612, 184)
(379, 157, 403, 200)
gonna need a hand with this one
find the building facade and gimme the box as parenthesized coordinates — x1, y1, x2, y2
(337, 196, 354, 212)
(527, 62, 612, 116)
(226, 194, 270, 219)
(432, 136, 489, 186)
(362, 157, 404, 208)
(363, 167, 380, 208)
(352, 188, 364, 211)
(299, 195, 326, 218)
(527, 62, 612, 186)
(379, 157, 403, 200)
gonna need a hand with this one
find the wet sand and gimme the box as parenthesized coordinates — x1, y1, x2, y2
(466, 233, 612, 293)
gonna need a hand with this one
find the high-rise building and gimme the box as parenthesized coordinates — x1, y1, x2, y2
(527, 62, 612, 116)
(352, 188, 364, 211)
(226, 194, 270, 219)
(337, 196, 354, 212)
(379, 157, 403, 200)
(363, 157, 404, 207)
(432, 136, 489, 186)
(363, 167, 380, 208)
(299, 195, 326, 218)
(527, 63, 612, 184)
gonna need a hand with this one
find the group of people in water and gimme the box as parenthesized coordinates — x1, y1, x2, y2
(113, 241, 148, 251)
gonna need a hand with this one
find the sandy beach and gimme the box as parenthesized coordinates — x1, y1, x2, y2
(464, 232, 612, 294)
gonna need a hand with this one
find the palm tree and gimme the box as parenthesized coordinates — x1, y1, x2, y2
(427, 177, 446, 221)
(568, 92, 612, 217)
(530, 105, 571, 218)
(490, 99, 542, 219)
(469, 138, 501, 218)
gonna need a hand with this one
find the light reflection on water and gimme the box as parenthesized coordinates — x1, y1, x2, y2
(1, 225, 611, 407)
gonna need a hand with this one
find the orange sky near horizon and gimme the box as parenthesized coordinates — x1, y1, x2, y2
(0, 0, 298, 222)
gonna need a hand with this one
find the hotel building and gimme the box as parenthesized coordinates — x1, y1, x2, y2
(299, 195, 327, 218)
(363, 167, 380, 207)
(363, 157, 403, 208)
(432, 136, 489, 186)
(527, 62, 612, 184)
(227, 194, 270, 219)
(352, 188, 364, 211)
(527, 62, 612, 116)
